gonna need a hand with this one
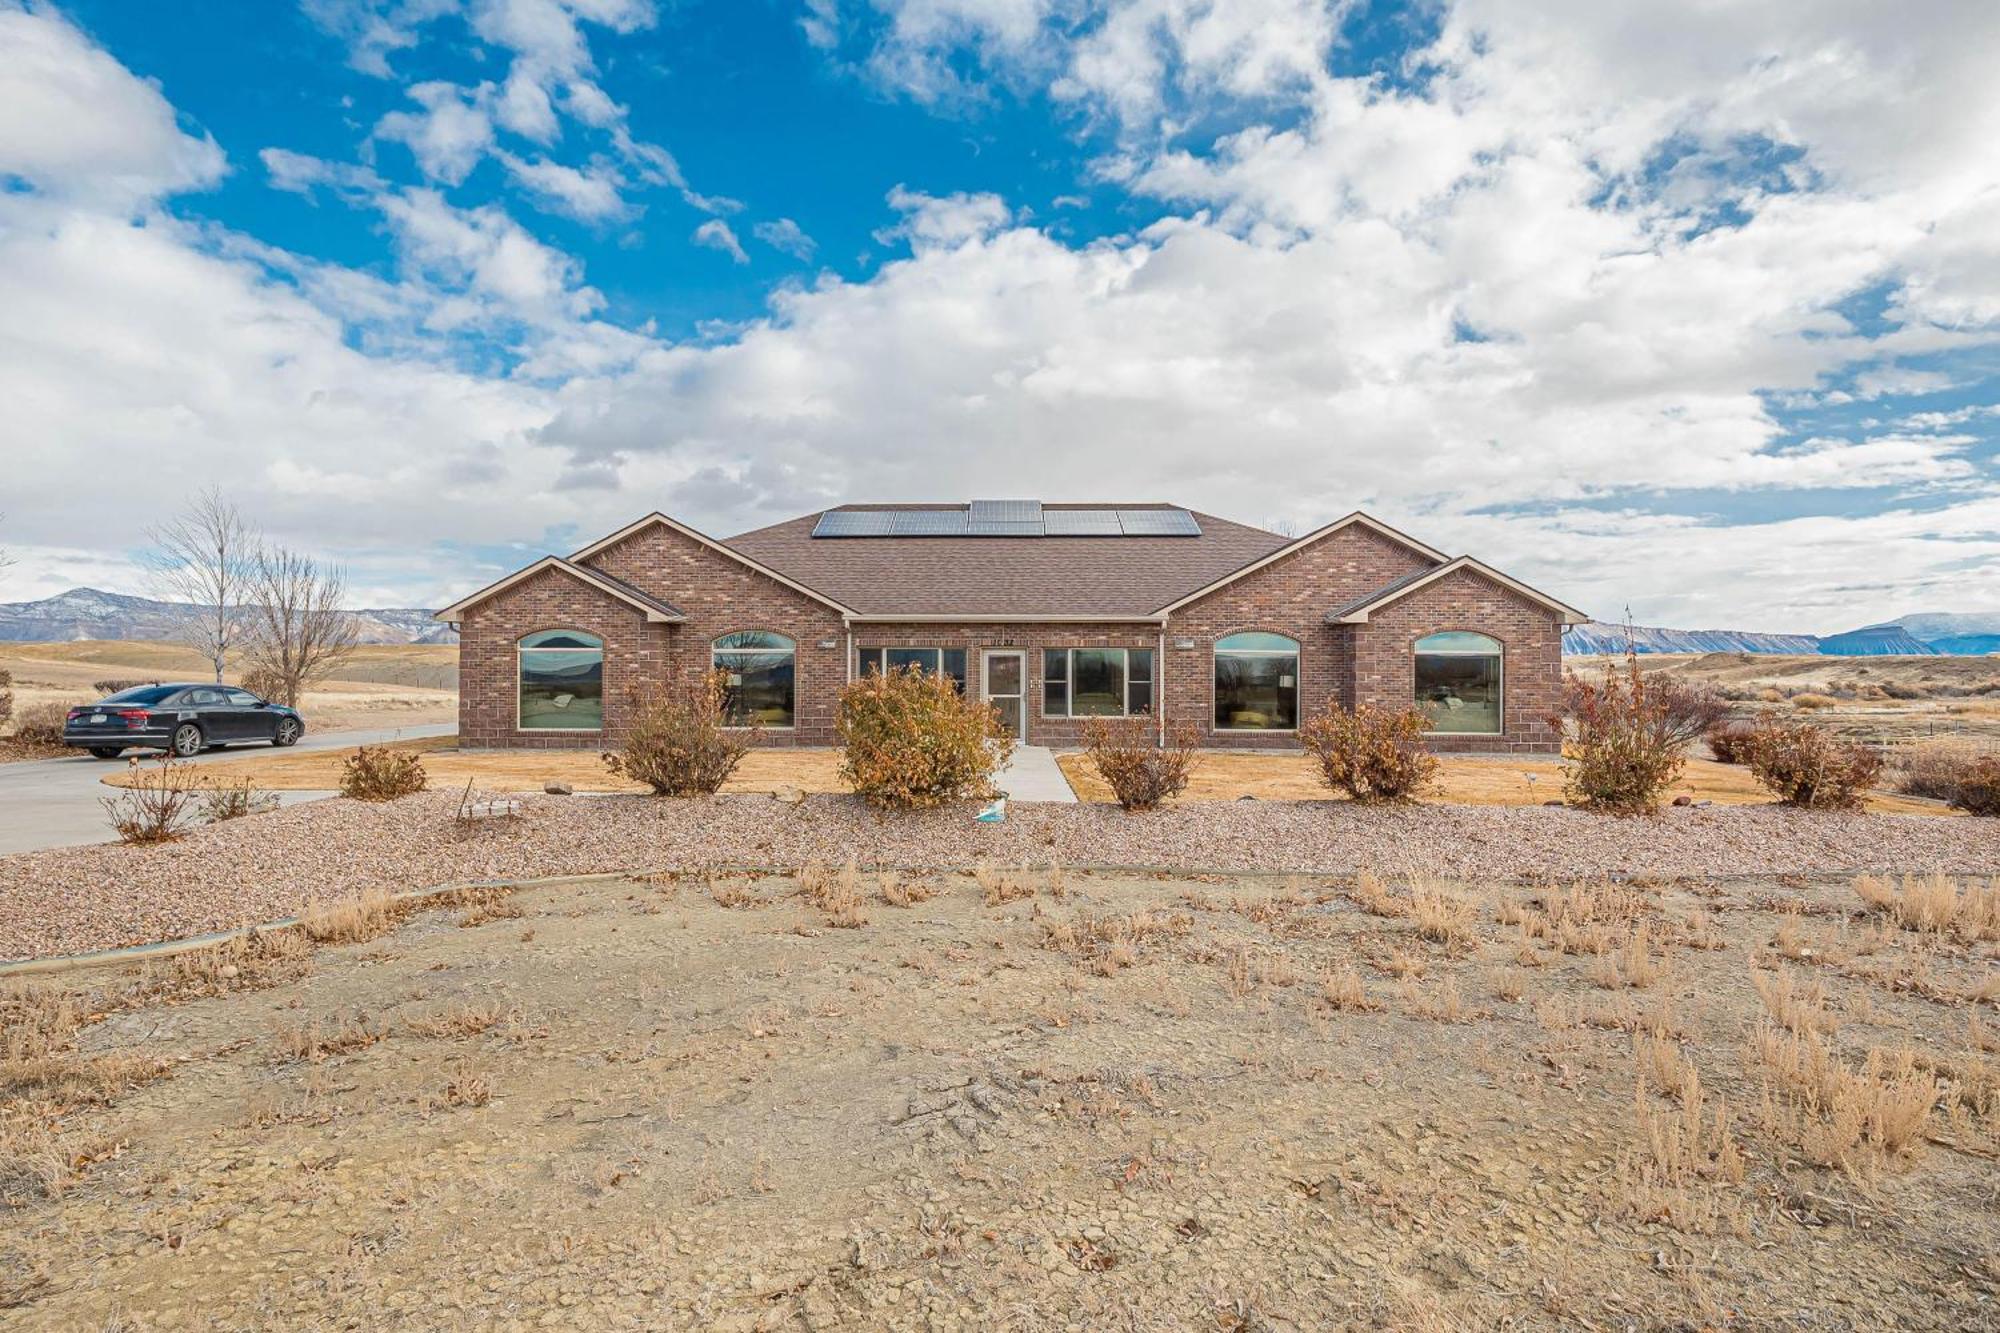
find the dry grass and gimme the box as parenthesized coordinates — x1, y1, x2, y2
(1750, 1027, 1938, 1166)
(403, 1000, 516, 1039)
(1853, 873, 2000, 942)
(273, 1011, 387, 1064)
(301, 889, 397, 944)
(1319, 963, 1379, 1012)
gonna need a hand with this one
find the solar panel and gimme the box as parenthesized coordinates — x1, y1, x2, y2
(885, 509, 969, 535)
(966, 521, 1043, 537)
(969, 499, 1042, 525)
(1117, 509, 1202, 536)
(1043, 508, 1123, 536)
(811, 510, 879, 537)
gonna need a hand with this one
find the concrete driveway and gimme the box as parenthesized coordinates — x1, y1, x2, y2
(0, 723, 454, 856)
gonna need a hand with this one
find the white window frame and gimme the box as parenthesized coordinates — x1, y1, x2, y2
(713, 630, 798, 731)
(1413, 631, 1504, 737)
(1211, 632, 1302, 733)
(1041, 647, 1154, 719)
(517, 629, 605, 733)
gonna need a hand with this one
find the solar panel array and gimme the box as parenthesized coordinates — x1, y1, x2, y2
(811, 504, 1202, 538)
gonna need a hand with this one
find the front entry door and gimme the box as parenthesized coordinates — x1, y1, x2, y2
(983, 650, 1026, 740)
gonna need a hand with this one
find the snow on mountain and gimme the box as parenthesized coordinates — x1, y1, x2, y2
(1561, 622, 1822, 655)
(0, 588, 455, 644)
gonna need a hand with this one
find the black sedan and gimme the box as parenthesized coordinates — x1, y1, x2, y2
(64, 684, 305, 759)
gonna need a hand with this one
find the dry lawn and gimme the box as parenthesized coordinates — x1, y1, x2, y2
(0, 640, 457, 740)
(3, 868, 1996, 1329)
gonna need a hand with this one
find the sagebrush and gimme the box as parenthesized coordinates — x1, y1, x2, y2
(1946, 757, 2000, 818)
(1704, 720, 1759, 765)
(1742, 718, 1881, 810)
(9, 701, 71, 750)
(1298, 700, 1438, 802)
(1555, 654, 1685, 813)
(1083, 715, 1199, 812)
(602, 671, 754, 797)
(339, 745, 428, 801)
(837, 666, 1013, 810)
(100, 756, 201, 843)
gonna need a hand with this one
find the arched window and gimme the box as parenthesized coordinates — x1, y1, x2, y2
(1214, 631, 1299, 730)
(1414, 632, 1502, 735)
(518, 630, 603, 731)
(713, 631, 796, 727)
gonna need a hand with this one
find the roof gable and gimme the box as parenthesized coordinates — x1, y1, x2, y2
(1152, 512, 1448, 615)
(1326, 556, 1589, 626)
(570, 512, 858, 615)
(433, 556, 686, 623)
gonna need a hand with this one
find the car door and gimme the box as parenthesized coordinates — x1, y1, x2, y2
(181, 687, 234, 741)
(226, 688, 278, 741)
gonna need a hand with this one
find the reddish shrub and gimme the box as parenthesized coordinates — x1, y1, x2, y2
(1554, 655, 1685, 813)
(1083, 716, 1200, 812)
(1744, 718, 1882, 811)
(1705, 720, 1760, 765)
(1299, 701, 1439, 802)
(837, 666, 1013, 810)
(340, 745, 428, 801)
(1947, 757, 2000, 818)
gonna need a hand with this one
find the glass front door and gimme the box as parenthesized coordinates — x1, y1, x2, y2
(983, 650, 1025, 740)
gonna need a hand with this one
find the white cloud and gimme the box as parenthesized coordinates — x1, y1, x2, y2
(692, 218, 749, 264)
(0, 4, 224, 209)
(375, 80, 497, 184)
(878, 185, 1013, 248)
(498, 151, 630, 220)
(753, 217, 818, 261)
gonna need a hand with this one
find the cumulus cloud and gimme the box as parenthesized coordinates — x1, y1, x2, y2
(753, 217, 818, 261)
(0, 4, 225, 208)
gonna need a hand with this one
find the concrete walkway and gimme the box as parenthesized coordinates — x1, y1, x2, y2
(0, 722, 454, 856)
(995, 745, 1077, 803)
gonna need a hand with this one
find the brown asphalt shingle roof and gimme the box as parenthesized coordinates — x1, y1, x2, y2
(724, 504, 1293, 617)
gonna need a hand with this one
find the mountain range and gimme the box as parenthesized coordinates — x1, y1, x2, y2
(0, 588, 456, 644)
(1564, 612, 2000, 657)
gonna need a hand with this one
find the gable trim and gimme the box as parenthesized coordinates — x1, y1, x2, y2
(1326, 556, 1589, 626)
(1152, 511, 1449, 615)
(568, 512, 857, 616)
(433, 556, 687, 624)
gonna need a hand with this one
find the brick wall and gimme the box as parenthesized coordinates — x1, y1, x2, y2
(1161, 525, 1435, 749)
(456, 567, 655, 749)
(1349, 567, 1565, 754)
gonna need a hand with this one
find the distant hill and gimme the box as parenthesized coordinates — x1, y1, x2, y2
(1562, 622, 1821, 655)
(0, 587, 455, 645)
(1565, 611, 2000, 657)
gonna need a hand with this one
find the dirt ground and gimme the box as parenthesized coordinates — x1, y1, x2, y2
(4, 866, 1996, 1330)
(0, 640, 458, 739)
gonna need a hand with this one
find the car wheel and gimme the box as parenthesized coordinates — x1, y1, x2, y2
(88, 746, 124, 759)
(171, 723, 204, 757)
(274, 718, 303, 747)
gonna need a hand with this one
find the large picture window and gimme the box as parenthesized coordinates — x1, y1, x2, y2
(518, 629, 604, 731)
(1213, 632, 1299, 730)
(714, 631, 796, 727)
(855, 646, 968, 695)
(1043, 648, 1153, 717)
(1414, 632, 1502, 735)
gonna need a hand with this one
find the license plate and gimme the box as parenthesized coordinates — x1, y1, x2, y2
(90, 713, 107, 724)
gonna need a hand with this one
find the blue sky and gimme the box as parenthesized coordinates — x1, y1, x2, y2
(1, 0, 1996, 633)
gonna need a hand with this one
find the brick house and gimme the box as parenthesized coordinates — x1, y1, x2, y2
(435, 502, 1586, 754)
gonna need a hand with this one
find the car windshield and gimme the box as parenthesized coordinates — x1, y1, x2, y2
(100, 685, 182, 706)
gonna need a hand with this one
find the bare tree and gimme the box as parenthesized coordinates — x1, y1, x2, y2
(146, 489, 255, 684)
(243, 544, 358, 706)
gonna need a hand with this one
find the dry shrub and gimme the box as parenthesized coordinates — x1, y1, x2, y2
(0, 667, 11, 730)
(1754, 966, 1837, 1034)
(1410, 879, 1474, 952)
(1083, 715, 1199, 812)
(1854, 873, 2000, 942)
(1555, 654, 1685, 813)
(1588, 925, 1669, 990)
(1569, 671, 1728, 750)
(100, 755, 201, 843)
(1896, 738, 1983, 801)
(435, 1060, 492, 1109)
(339, 745, 427, 801)
(977, 864, 1035, 906)
(9, 701, 72, 750)
(200, 777, 279, 823)
(1790, 692, 1838, 711)
(1401, 975, 1480, 1023)
(601, 671, 753, 796)
(457, 898, 526, 928)
(1039, 908, 1190, 975)
(1947, 757, 2000, 817)
(1348, 869, 1409, 918)
(1625, 1057, 1745, 1232)
(879, 871, 938, 907)
(1704, 720, 1759, 765)
(1299, 701, 1438, 802)
(837, 665, 1013, 810)
(237, 664, 290, 706)
(404, 1000, 515, 1039)
(301, 889, 396, 943)
(274, 1010, 385, 1063)
(1742, 718, 1882, 810)
(818, 859, 869, 928)
(1506, 879, 1651, 955)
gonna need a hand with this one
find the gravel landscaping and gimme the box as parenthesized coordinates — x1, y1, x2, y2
(5, 792, 1998, 961)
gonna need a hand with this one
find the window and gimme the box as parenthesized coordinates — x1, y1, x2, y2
(1414, 632, 1502, 735)
(1214, 632, 1299, 730)
(519, 629, 604, 731)
(714, 631, 795, 727)
(225, 689, 261, 707)
(1042, 648, 1153, 717)
(855, 647, 968, 694)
